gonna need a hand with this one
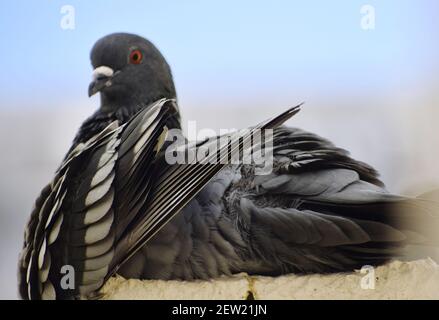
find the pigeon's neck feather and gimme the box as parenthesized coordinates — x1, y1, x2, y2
(71, 103, 180, 148)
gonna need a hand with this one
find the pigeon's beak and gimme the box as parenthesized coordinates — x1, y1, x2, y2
(88, 66, 115, 97)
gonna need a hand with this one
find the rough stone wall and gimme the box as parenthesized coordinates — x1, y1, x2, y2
(100, 259, 439, 300)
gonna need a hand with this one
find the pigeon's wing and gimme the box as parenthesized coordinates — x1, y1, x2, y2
(108, 105, 303, 277)
(19, 98, 175, 300)
(19, 100, 302, 299)
(240, 127, 439, 273)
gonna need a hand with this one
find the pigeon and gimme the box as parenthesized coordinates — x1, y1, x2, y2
(18, 33, 439, 300)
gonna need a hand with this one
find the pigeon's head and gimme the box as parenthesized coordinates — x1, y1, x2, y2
(89, 33, 176, 111)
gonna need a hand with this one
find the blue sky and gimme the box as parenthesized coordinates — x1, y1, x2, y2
(1, 0, 438, 109)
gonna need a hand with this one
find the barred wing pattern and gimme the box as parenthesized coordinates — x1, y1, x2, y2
(19, 99, 176, 299)
(19, 99, 301, 299)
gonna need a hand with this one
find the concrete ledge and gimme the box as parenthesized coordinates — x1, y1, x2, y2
(100, 259, 439, 300)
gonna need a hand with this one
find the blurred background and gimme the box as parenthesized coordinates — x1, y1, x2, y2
(1, 0, 439, 299)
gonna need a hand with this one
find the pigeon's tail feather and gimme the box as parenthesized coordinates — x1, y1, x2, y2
(243, 131, 439, 274)
(314, 197, 439, 270)
(314, 198, 439, 241)
(238, 194, 439, 275)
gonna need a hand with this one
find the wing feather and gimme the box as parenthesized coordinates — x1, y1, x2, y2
(19, 98, 175, 299)
(19, 100, 301, 299)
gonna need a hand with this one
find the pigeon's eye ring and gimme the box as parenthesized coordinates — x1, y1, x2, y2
(129, 50, 143, 64)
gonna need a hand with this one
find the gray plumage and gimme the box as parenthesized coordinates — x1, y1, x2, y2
(18, 33, 439, 299)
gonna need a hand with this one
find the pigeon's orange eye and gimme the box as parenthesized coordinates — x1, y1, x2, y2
(129, 50, 143, 64)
